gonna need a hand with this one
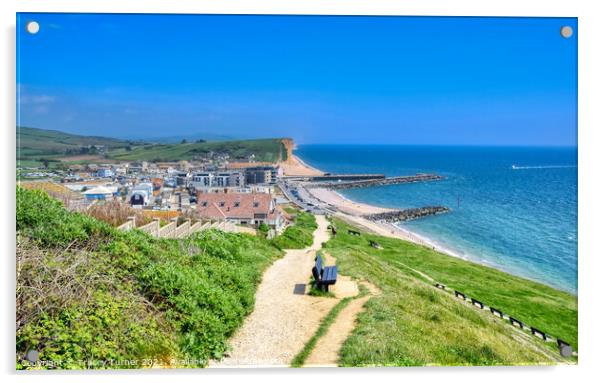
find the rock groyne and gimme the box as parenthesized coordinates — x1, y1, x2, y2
(363, 206, 450, 222)
(307, 173, 444, 190)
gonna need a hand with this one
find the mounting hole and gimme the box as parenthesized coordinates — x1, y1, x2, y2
(26, 21, 40, 35)
(560, 26, 573, 39)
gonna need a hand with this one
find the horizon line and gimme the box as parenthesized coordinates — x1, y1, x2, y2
(295, 142, 578, 148)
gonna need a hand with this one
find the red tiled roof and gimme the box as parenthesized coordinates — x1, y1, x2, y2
(196, 193, 276, 220)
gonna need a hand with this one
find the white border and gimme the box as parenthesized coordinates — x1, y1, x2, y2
(2, 1, 601, 383)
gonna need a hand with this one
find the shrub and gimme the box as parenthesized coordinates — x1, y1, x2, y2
(271, 212, 317, 249)
(17, 187, 114, 248)
(86, 199, 152, 227)
(16, 237, 176, 369)
(257, 222, 269, 237)
(16, 187, 283, 369)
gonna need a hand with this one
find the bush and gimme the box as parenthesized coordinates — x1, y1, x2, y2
(86, 199, 152, 227)
(17, 187, 114, 248)
(257, 222, 269, 238)
(16, 187, 283, 369)
(271, 212, 317, 249)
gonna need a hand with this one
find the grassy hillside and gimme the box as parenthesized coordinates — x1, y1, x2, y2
(16, 187, 283, 369)
(17, 127, 289, 166)
(17, 127, 133, 158)
(324, 218, 576, 366)
(271, 211, 317, 249)
(110, 139, 287, 163)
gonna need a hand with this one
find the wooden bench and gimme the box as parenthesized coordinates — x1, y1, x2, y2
(531, 326, 547, 340)
(509, 316, 524, 329)
(471, 298, 485, 309)
(454, 290, 466, 300)
(489, 307, 504, 318)
(330, 225, 337, 236)
(312, 254, 338, 291)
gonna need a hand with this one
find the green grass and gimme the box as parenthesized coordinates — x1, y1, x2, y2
(323, 218, 575, 366)
(17, 160, 47, 168)
(283, 206, 301, 215)
(290, 297, 353, 367)
(16, 187, 283, 369)
(17, 127, 289, 166)
(111, 138, 287, 163)
(307, 277, 336, 298)
(271, 212, 317, 249)
(17, 126, 134, 161)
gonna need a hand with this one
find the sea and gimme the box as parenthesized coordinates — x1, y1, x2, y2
(295, 145, 578, 294)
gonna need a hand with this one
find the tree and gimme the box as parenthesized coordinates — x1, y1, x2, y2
(181, 139, 188, 144)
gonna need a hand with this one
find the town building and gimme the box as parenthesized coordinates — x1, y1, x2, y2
(82, 185, 116, 201)
(196, 192, 285, 229)
(96, 168, 114, 178)
(127, 161, 148, 174)
(114, 166, 128, 175)
(244, 166, 280, 185)
(130, 182, 154, 206)
(195, 185, 274, 195)
(190, 171, 245, 189)
(174, 171, 190, 187)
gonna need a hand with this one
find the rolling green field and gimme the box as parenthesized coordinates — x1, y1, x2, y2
(16, 187, 283, 369)
(17, 127, 133, 158)
(17, 127, 290, 168)
(111, 139, 288, 163)
(324, 217, 576, 366)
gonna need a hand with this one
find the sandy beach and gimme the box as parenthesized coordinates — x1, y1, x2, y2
(280, 155, 324, 176)
(288, 153, 461, 259)
(307, 187, 392, 216)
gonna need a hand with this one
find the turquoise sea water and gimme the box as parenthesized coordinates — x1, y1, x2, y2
(295, 145, 577, 293)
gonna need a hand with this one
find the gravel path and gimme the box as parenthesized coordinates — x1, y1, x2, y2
(210, 215, 337, 368)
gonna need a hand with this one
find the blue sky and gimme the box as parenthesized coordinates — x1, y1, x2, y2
(17, 14, 577, 145)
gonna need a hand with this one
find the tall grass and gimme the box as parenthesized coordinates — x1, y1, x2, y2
(86, 200, 153, 227)
(324, 218, 573, 366)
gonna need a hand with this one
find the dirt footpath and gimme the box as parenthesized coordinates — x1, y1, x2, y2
(210, 215, 336, 367)
(304, 282, 380, 367)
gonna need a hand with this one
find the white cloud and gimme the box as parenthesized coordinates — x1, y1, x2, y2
(20, 94, 56, 105)
(33, 105, 49, 115)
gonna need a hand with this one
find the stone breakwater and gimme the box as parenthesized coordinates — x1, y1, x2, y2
(363, 206, 450, 222)
(306, 173, 444, 190)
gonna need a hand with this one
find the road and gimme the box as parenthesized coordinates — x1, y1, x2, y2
(278, 181, 334, 215)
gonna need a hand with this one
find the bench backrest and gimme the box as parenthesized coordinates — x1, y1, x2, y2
(315, 255, 323, 272)
(312, 265, 321, 282)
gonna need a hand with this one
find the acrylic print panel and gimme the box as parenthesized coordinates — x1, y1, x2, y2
(16, 13, 577, 369)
